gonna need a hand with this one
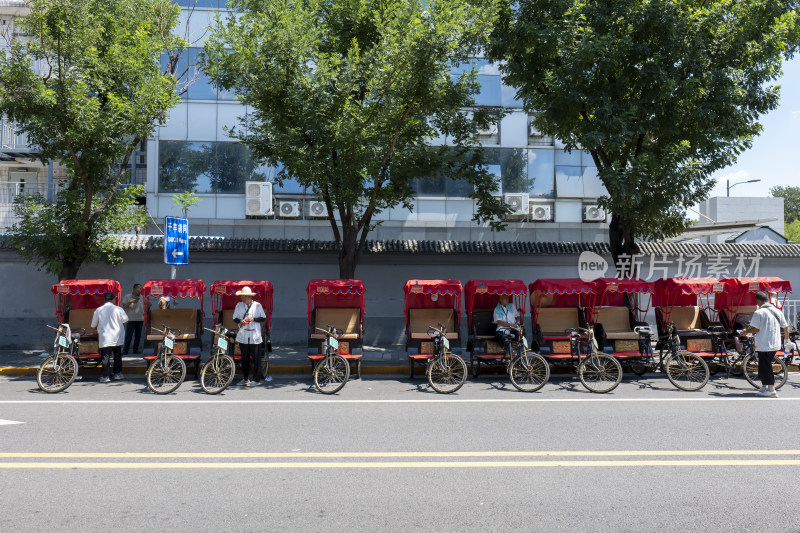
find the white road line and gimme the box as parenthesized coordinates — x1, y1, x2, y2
(0, 419, 23, 425)
(0, 397, 798, 405)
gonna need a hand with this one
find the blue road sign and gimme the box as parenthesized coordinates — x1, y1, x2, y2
(164, 216, 189, 265)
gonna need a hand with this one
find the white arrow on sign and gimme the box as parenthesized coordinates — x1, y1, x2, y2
(171, 250, 183, 258)
(0, 419, 23, 426)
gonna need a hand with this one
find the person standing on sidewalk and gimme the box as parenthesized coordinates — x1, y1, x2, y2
(122, 283, 143, 354)
(742, 291, 789, 397)
(91, 292, 128, 383)
(233, 286, 268, 387)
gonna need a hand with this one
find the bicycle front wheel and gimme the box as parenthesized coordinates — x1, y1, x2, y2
(509, 353, 549, 392)
(578, 354, 622, 393)
(200, 355, 235, 394)
(37, 354, 78, 393)
(664, 351, 709, 391)
(427, 354, 467, 394)
(146, 355, 186, 394)
(314, 354, 350, 394)
(743, 353, 787, 390)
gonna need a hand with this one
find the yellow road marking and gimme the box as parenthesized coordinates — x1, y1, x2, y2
(2, 460, 800, 469)
(2, 450, 800, 459)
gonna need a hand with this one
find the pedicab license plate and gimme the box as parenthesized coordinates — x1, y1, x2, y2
(217, 337, 228, 350)
(329, 337, 339, 350)
(442, 337, 450, 349)
(58, 336, 69, 348)
(522, 337, 529, 349)
(164, 337, 174, 349)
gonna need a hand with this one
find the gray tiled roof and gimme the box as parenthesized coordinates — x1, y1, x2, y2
(2, 234, 800, 257)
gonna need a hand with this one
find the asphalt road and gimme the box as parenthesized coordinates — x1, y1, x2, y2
(1, 372, 800, 532)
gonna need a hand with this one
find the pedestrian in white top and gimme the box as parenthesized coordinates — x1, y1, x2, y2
(741, 291, 789, 397)
(493, 294, 520, 347)
(91, 292, 128, 383)
(233, 286, 268, 387)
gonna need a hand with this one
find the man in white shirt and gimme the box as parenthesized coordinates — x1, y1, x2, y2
(233, 286, 268, 387)
(122, 283, 143, 354)
(91, 292, 128, 383)
(493, 294, 520, 347)
(742, 291, 789, 397)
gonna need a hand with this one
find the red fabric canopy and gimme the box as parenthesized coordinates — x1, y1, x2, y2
(142, 279, 205, 323)
(306, 279, 366, 326)
(464, 280, 526, 329)
(715, 277, 793, 312)
(52, 279, 122, 323)
(210, 280, 274, 329)
(593, 277, 653, 307)
(529, 278, 595, 295)
(653, 277, 722, 308)
(403, 279, 462, 325)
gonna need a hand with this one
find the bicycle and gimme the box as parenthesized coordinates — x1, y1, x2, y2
(630, 323, 709, 391)
(199, 324, 236, 394)
(36, 324, 80, 393)
(424, 323, 467, 394)
(145, 325, 187, 394)
(567, 326, 622, 393)
(312, 325, 350, 394)
(735, 333, 787, 390)
(502, 325, 550, 392)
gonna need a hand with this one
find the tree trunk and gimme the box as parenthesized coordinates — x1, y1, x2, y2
(337, 227, 361, 279)
(58, 261, 81, 281)
(608, 212, 641, 278)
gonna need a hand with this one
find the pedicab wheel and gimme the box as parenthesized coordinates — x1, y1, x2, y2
(578, 354, 622, 393)
(313, 354, 350, 394)
(630, 361, 648, 376)
(200, 355, 235, 394)
(509, 353, 549, 393)
(663, 351, 709, 391)
(37, 354, 78, 393)
(146, 355, 186, 394)
(706, 360, 721, 376)
(354, 359, 362, 379)
(260, 354, 269, 381)
(427, 354, 467, 394)
(471, 356, 480, 379)
(743, 353, 787, 390)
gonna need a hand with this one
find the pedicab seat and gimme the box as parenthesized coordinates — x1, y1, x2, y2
(220, 309, 239, 332)
(408, 308, 459, 339)
(67, 308, 97, 335)
(664, 306, 706, 334)
(146, 309, 199, 340)
(537, 307, 580, 337)
(471, 310, 496, 339)
(309, 308, 361, 340)
(596, 307, 639, 340)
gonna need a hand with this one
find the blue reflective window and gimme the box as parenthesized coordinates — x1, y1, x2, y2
(501, 83, 523, 108)
(528, 149, 555, 198)
(416, 177, 446, 197)
(555, 149, 581, 166)
(485, 148, 529, 194)
(186, 49, 216, 100)
(475, 75, 502, 106)
(173, 0, 219, 7)
(555, 165, 584, 198)
(446, 177, 472, 197)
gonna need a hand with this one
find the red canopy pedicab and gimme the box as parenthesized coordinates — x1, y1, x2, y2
(37, 280, 122, 392)
(590, 277, 652, 359)
(465, 279, 549, 391)
(404, 279, 468, 393)
(530, 278, 622, 393)
(710, 277, 793, 388)
(142, 279, 206, 379)
(210, 280, 274, 376)
(653, 277, 723, 357)
(307, 279, 365, 379)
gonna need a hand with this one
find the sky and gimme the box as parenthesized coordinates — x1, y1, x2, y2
(707, 56, 800, 198)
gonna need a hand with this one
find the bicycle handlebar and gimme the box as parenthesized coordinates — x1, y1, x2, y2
(315, 325, 342, 338)
(427, 323, 448, 337)
(151, 325, 180, 337)
(633, 326, 652, 335)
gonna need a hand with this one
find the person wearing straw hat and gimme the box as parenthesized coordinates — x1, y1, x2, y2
(233, 286, 268, 387)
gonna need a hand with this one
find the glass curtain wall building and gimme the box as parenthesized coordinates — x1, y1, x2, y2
(148, 2, 609, 242)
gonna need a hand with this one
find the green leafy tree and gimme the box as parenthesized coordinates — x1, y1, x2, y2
(786, 218, 800, 243)
(0, 0, 185, 280)
(489, 0, 800, 264)
(172, 190, 202, 218)
(770, 185, 800, 224)
(11, 186, 148, 276)
(202, 0, 507, 278)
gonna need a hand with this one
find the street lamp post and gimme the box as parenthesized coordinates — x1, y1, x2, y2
(727, 178, 762, 197)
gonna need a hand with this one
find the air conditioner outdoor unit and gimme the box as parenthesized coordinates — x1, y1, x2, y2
(278, 200, 301, 218)
(308, 200, 329, 218)
(528, 123, 542, 137)
(530, 203, 553, 221)
(583, 205, 607, 222)
(245, 181, 273, 217)
(503, 193, 530, 216)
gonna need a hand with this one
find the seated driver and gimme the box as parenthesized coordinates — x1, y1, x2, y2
(494, 294, 520, 347)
